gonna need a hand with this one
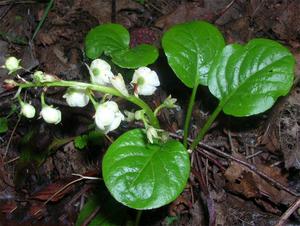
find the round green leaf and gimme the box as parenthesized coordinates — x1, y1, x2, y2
(102, 129, 190, 210)
(112, 44, 159, 68)
(85, 23, 129, 59)
(162, 21, 225, 88)
(208, 39, 295, 116)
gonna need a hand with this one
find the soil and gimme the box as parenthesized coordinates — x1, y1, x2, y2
(0, 0, 300, 225)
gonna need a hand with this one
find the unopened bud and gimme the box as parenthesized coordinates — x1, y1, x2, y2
(2, 56, 22, 74)
(3, 79, 17, 90)
(110, 73, 128, 96)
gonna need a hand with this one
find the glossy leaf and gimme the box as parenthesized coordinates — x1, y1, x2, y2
(112, 44, 158, 68)
(208, 39, 295, 116)
(76, 191, 127, 226)
(85, 24, 159, 68)
(85, 23, 128, 59)
(102, 129, 190, 210)
(162, 21, 225, 87)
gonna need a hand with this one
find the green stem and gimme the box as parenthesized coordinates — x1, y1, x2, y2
(41, 92, 46, 106)
(183, 84, 198, 148)
(190, 102, 223, 150)
(135, 210, 142, 226)
(153, 104, 165, 116)
(87, 91, 98, 109)
(18, 80, 160, 128)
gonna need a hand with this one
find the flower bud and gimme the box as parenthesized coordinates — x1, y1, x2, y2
(33, 71, 58, 83)
(163, 95, 178, 109)
(110, 73, 128, 96)
(63, 88, 89, 107)
(124, 110, 135, 122)
(3, 79, 17, 90)
(131, 67, 160, 96)
(146, 126, 159, 144)
(21, 103, 35, 118)
(2, 56, 21, 74)
(40, 105, 61, 124)
(134, 110, 145, 121)
(87, 59, 114, 86)
(95, 101, 124, 133)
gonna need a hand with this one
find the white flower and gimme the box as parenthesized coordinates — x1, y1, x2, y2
(40, 105, 61, 124)
(2, 56, 21, 74)
(87, 59, 114, 85)
(110, 73, 128, 96)
(95, 101, 124, 133)
(131, 67, 160, 96)
(21, 103, 35, 119)
(63, 88, 89, 107)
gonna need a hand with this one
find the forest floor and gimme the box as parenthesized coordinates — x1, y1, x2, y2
(0, 0, 300, 225)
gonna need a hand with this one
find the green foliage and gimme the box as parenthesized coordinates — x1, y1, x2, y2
(76, 190, 128, 226)
(85, 24, 158, 68)
(74, 135, 88, 149)
(102, 129, 190, 209)
(162, 21, 225, 87)
(208, 39, 295, 116)
(74, 130, 104, 150)
(0, 117, 8, 133)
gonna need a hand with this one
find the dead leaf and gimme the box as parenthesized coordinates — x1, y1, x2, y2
(0, 201, 17, 214)
(31, 177, 75, 202)
(224, 156, 296, 210)
(155, 2, 214, 30)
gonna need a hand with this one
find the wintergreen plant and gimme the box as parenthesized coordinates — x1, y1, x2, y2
(2, 21, 295, 224)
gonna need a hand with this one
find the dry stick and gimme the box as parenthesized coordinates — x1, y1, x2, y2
(169, 132, 300, 197)
(82, 206, 101, 226)
(34, 174, 101, 216)
(197, 143, 300, 197)
(275, 198, 300, 226)
(4, 115, 21, 160)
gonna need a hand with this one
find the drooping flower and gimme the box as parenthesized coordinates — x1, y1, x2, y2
(21, 103, 36, 119)
(2, 56, 22, 74)
(87, 59, 114, 86)
(94, 101, 124, 133)
(63, 87, 89, 107)
(131, 67, 160, 96)
(110, 73, 128, 96)
(40, 105, 62, 124)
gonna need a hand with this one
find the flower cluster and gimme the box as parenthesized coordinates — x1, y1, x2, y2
(86, 58, 160, 134)
(4, 56, 178, 143)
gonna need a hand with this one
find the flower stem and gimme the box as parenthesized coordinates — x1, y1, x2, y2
(183, 84, 198, 148)
(18, 80, 160, 128)
(153, 104, 165, 116)
(190, 102, 223, 150)
(40, 92, 46, 106)
(135, 210, 142, 226)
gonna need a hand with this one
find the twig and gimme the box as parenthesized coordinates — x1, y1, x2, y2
(3, 114, 21, 160)
(34, 174, 101, 216)
(196, 143, 300, 197)
(169, 132, 300, 197)
(275, 198, 300, 226)
(0, 2, 13, 21)
(0, 0, 35, 6)
(82, 206, 101, 226)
